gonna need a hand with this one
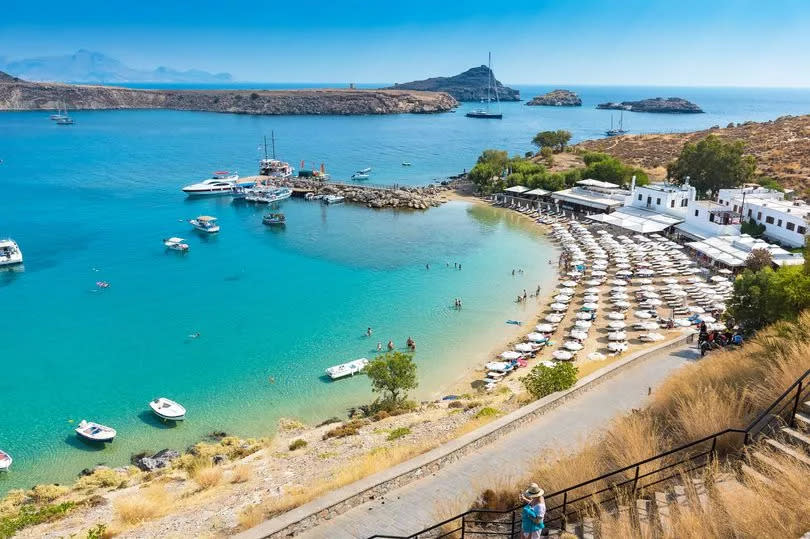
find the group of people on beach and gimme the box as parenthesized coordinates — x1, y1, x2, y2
(515, 285, 542, 303)
(368, 328, 416, 352)
(453, 298, 463, 309)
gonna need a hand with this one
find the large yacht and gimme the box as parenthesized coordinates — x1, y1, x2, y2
(0, 239, 23, 266)
(181, 172, 240, 196)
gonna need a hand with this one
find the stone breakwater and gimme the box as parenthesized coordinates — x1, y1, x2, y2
(275, 178, 451, 209)
(0, 74, 458, 115)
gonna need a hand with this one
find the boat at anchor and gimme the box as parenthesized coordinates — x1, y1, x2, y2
(326, 358, 369, 380)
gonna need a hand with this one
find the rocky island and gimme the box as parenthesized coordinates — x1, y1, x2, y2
(0, 71, 457, 115)
(387, 65, 520, 102)
(526, 89, 582, 107)
(596, 97, 703, 113)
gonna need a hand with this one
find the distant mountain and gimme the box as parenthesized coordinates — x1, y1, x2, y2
(387, 65, 520, 102)
(0, 50, 232, 83)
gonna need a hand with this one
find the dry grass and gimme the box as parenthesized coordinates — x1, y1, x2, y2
(192, 465, 223, 490)
(229, 463, 252, 484)
(237, 503, 265, 530)
(113, 485, 171, 524)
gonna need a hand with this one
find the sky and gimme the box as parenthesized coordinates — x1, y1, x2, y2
(2, 0, 810, 86)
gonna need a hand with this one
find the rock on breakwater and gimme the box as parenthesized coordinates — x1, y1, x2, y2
(273, 178, 450, 209)
(0, 72, 458, 115)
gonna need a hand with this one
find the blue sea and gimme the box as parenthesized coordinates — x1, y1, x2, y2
(1, 84, 809, 492)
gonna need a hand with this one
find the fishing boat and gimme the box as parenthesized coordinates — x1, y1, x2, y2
(262, 213, 286, 226)
(149, 397, 186, 421)
(0, 450, 11, 471)
(181, 172, 240, 196)
(466, 52, 503, 119)
(322, 194, 345, 205)
(0, 239, 23, 266)
(75, 420, 116, 442)
(244, 186, 293, 204)
(190, 216, 220, 233)
(605, 111, 628, 137)
(325, 358, 369, 380)
(163, 237, 189, 251)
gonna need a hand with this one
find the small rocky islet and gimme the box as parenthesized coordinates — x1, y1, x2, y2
(596, 96, 704, 113)
(387, 65, 520, 102)
(526, 89, 582, 107)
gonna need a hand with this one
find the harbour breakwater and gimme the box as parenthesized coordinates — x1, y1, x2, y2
(0, 72, 458, 115)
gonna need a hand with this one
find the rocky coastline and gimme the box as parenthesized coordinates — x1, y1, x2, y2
(526, 89, 582, 107)
(596, 97, 703, 113)
(0, 72, 457, 115)
(274, 177, 452, 209)
(387, 65, 520, 102)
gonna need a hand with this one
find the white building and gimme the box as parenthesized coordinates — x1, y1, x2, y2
(674, 199, 742, 241)
(741, 197, 810, 248)
(686, 234, 804, 269)
(551, 179, 629, 214)
(625, 181, 693, 219)
(716, 185, 789, 210)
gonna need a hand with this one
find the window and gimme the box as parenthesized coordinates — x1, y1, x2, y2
(732, 205, 737, 212)
(718, 199, 723, 205)
(799, 226, 807, 234)
(638, 194, 642, 201)
(681, 199, 688, 207)
(647, 196, 652, 205)
(709, 213, 715, 223)
(670, 200, 675, 208)
(748, 208, 753, 217)
(726, 201, 730, 206)
(765, 216, 774, 224)
(777, 219, 782, 227)
(656, 198, 661, 205)
(694, 210, 699, 217)
(757, 212, 762, 220)
(787, 222, 795, 231)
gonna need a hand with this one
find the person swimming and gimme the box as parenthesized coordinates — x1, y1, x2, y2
(366, 327, 373, 337)
(377, 342, 383, 352)
(188, 332, 201, 339)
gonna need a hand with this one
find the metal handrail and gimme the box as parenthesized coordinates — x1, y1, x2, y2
(368, 367, 810, 539)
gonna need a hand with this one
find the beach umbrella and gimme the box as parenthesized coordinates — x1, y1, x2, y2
(550, 303, 568, 311)
(536, 323, 555, 333)
(634, 310, 653, 319)
(576, 312, 593, 320)
(613, 300, 631, 308)
(554, 294, 572, 303)
(552, 350, 573, 361)
(608, 321, 626, 330)
(582, 302, 599, 310)
(616, 270, 633, 277)
(670, 290, 688, 297)
(639, 285, 656, 291)
(663, 278, 679, 284)
(700, 315, 717, 323)
(638, 321, 659, 330)
(544, 314, 563, 323)
(486, 361, 512, 372)
(608, 341, 628, 352)
(526, 332, 548, 343)
(611, 286, 629, 293)
(688, 306, 705, 314)
(611, 279, 629, 286)
(641, 333, 665, 342)
(587, 351, 607, 361)
(583, 294, 599, 302)
(713, 303, 726, 311)
(710, 276, 729, 282)
(570, 330, 589, 341)
(675, 319, 693, 327)
(575, 320, 593, 329)
(615, 263, 632, 270)
(611, 293, 630, 300)
(564, 341, 584, 351)
(515, 343, 536, 353)
(585, 279, 603, 286)
(562, 280, 578, 288)
(643, 291, 660, 298)
(560, 287, 576, 296)
(718, 269, 733, 275)
(585, 287, 601, 294)
(609, 331, 627, 341)
(643, 299, 663, 306)
(591, 270, 607, 277)
(500, 351, 522, 360)
(539, 360, 556, 368)
(636, 278, 654, 285)
(566, 271, 583, 278)
(607, 311, 626, 320)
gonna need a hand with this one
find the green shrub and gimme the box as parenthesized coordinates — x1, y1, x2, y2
(86, 523, 107, 539)
(447, 401, 464, 409)
(522, 362, 579, 399)
(316, 416, 342, 427)
(464, 401, 482, 411)
(322, 419, 367, 440)
(386, 427, 411, 441)
(372, 410, 390, 421)
(474, 407, 500, 419)
(0, 502, 76, 538)
(288, 439, 307, 451)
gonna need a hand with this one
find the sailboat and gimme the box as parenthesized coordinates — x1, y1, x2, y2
(50, 101, 67, 121)
(466, 52, 503, 119)
(605, 111, 627, 136)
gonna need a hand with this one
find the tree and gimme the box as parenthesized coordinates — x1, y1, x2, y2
(745, 248, 773, 271)
(667, 135, 756, 199)
(522, 362, 578, 399)
(728, 265, 810, 332)
(365, 352, 418, 404)
(532, 130, 572, 153)
(741, 218, 766, 238)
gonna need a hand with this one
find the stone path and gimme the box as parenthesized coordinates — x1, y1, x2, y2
(298, 345, 699, 539)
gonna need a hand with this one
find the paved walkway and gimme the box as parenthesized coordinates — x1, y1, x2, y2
(298, 345, 699, 539)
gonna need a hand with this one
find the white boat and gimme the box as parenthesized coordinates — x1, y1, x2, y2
(0, 449, 11, 471)
(56, 116, 75, 125)
(326, 358, 369, 380)
(351, 173, 370, 180)
(323, 195, 345, 205)
(356, 167, 372, 174)
(0, 239, 23, 266)
(244, 187, 293, 204)
(149, 397, 186, 421)
(163, 237, 189, 251)
(259, 159, 295, 179)
(182, 172, 239, 196)
(75, 420, 116, 442)
(190, 216, 220, 233)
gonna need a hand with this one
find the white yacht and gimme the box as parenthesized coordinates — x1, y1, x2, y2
(322, 194, 345, 205)
(0, 239, 23, 266)
(149, 397, 186, 421)
(0, 449, 11, 471)
(163, 237, 189, 251)
(75, 420, 116, 442)
(190, 216, 220, 233)
(326, 358, 369, 380)
(182, 172, 240, 196)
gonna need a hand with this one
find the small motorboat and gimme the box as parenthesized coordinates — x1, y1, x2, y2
(96, 281, 110, 289)
(304, 192, 316, 200)
(351, 172, 370, 180)
(262, 213, 286, 226)
(0, 238, 23, 266)
(326, 358, 369, 380)
(0, 449, 11, 471)
(322, 195, 345, 205)
(190, 216, 220, 233)
(401, 162, 412, 167)
(356, 167, 372, 174)
(75, 420, 116, 442)
(56, 116, 75, 125)
(182, 172, 239, 196)
(163, 237, 189, 251)
(149, 397, 186, 421)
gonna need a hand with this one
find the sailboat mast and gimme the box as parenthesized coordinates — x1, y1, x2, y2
(271, 131, 276, 159)
(487, 52, 492, 105)
(263, 136, 268, 160)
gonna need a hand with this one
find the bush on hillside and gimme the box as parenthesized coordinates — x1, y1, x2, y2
(522, 362, 578, 399)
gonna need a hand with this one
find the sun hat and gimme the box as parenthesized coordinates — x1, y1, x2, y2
(523, 483, 544, 498)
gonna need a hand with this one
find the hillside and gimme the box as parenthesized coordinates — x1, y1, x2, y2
(0, 73, 458, 115)
(576, 115, 810, 195)
(387, 65, 520, 101)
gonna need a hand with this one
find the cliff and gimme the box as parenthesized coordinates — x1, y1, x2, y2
(387, 65, 520, 102)
(576, 115, 810, 196)
(0, 73, 458, 115)
(526, 89, 581, 107)
(596, 97, 703, 113)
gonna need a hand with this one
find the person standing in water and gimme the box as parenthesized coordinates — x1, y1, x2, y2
(387, 340, 394, 351)
(367, 327, 373, 337)
(377, 342, 382, 352)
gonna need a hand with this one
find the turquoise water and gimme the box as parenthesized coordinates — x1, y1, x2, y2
(1, 85, 809, 492)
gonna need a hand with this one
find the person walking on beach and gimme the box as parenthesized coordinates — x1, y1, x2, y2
(520, 483, 546, 539)
(536, 284, 541, 296)
(512, 269, 515, 276)
(523, 289, 528, 300)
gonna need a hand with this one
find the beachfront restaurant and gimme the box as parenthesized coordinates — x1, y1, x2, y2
(685, 234, 804, 270)
(586, 205, 684, 235)
(495, 185, 551, 208)
(551, 179, 628, 215)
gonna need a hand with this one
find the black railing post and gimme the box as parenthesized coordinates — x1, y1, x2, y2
(561, 492, 568, 531)
(710, 435, 717, 457)
(790, 381, 803, 428)
(460, 514, 465, 538)
(510, 508, 516, 538)
(632, 464, 640, 493)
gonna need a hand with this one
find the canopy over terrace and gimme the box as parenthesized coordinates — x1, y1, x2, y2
(686, 234, 804, 268)
(587, 206, 683, 234)
(503, 185, 531, 195)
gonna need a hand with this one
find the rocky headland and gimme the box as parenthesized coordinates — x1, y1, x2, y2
(274, 177, 451, 209)
(387, 65, 520, 102)
(596, 97, 703, 113)
(0, 72, 457, 115)
(526, 89, 582, 107)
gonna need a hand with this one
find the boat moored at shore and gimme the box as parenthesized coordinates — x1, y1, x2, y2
(0, 239, 23, 266)
(326, 358, 369, 379)
(244, 186, 293, 204)
(182, 172, 239, 196)
(190, 216, 220, 233)
(75, 420, 116, 442)
(322, 194, 345, 205)
(149, 397, 186, 421)
(0, 449, 11, 471)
